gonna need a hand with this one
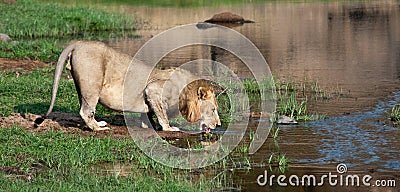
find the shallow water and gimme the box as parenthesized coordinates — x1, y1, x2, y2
(236, 92, 400, 191)
(91, 1, 400, 190)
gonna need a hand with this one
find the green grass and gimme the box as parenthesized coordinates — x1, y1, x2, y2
(0, 125, 251, 191)
(0, 170, 206, 192)
(275, 79, 328, 121)
(0, 68, 76, 117)
(1, 0, 135, 39)
(0, 40, 63, 63)
(0, 0, 136, 61)
(0, 127, 213, 191)
(0, 127, 136, 169)
(390, 104, 400, 124)
(0, 68, 117, 117)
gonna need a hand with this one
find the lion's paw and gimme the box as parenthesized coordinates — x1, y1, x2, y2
(141, 122, 150, 129)
(96, 121, 108, 127)
(165, 126, 180, 132)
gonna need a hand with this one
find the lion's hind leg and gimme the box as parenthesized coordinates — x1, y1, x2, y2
(79, 101, 110, 131)
(72, 66, 109, 131)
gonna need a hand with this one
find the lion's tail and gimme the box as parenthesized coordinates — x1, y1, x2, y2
(45, 42, 76, 117)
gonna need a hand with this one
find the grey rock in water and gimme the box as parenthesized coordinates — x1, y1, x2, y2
(276, 115, 298, 125)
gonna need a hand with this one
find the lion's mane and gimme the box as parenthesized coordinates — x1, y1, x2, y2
(179, 80, 216, 123)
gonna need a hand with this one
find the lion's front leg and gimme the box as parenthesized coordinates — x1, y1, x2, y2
(144, 84, 179, 132)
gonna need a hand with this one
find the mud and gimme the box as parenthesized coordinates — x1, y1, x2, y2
(0, 165, 32, 181)
(0, 112, 211, 141)
(0, 58, 50, 72)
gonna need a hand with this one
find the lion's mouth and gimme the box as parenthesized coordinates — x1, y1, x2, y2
(201, 124, 212, 133)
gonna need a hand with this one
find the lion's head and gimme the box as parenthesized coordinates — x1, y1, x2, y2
(179, 80, 221, 130)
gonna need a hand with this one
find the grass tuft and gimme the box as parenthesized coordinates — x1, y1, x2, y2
(390, 104, 400, 124)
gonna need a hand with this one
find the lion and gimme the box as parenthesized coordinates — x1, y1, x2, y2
(46, 41, 221, 131)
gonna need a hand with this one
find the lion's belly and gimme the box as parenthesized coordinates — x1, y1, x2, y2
(99, 85, 149, 113)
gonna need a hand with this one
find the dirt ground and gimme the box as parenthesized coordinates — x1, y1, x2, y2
(0, 112, 208, 140)
(0, 58, 51, 72)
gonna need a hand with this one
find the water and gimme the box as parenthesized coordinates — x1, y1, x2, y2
(232, 93, 400, 191)
(92, 1, 400, 191)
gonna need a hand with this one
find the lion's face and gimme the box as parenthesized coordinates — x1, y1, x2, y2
(197, 87, 221, 130)
(199, 99, 221, 130)
(179, 80, 221, 130)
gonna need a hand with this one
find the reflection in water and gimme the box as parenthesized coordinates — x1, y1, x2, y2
(108, 1, 400, 115)
(101, 1, 400, 191)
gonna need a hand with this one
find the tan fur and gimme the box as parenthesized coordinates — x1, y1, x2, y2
(46, 41, 221, 131)
(179, 80, 217, 122)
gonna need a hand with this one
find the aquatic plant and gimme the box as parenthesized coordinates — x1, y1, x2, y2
(216, 78, 327, 123)
(390, 104, 400, 124)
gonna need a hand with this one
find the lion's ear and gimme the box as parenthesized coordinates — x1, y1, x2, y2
(198, 87, 211, 100)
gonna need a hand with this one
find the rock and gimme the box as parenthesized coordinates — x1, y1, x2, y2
(205, 12, 254, 24)
(276, 115, 298, 125)
(0, 33, 12, 43)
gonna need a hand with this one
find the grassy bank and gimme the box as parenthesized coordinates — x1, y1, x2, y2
(0, 127, 212, 191)
(0, 68, 77, 117)
(0, 0, 136, 61)
(1, 0, 135, 38)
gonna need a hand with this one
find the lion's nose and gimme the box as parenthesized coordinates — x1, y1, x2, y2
(217, 118, 221, 126)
